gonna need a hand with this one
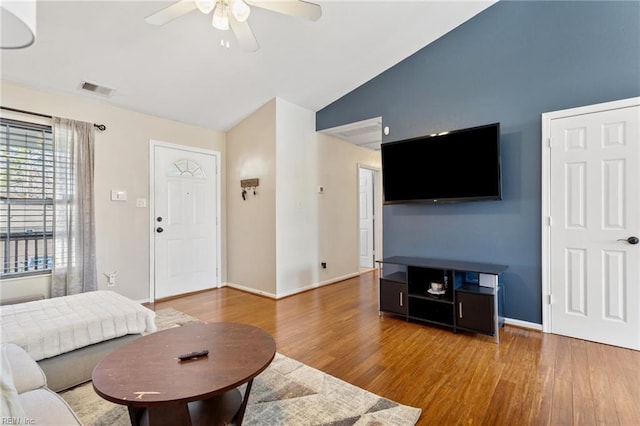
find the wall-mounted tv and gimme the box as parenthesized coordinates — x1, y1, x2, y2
(381, 122, 501, 204)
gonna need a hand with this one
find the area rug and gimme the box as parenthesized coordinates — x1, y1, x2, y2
(147, 307, 200, 332)
(60, 309, 422, 426)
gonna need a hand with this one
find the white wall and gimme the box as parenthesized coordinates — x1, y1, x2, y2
(0, 81, 226, 302)
(275, 99, 319, 296)
(0, 274, 52, 301)
(316, 133, 381, 281)
(1, 83, 380, 303)
(226, 99, 277, 296)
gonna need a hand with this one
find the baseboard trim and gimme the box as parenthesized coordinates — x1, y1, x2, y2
(223, 272, 361, 300)
(276, 272, 361, 299)
(222, 282, 277, 299)
(504, 317, 543, 331)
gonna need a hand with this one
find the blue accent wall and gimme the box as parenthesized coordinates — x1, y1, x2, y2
(316, 1, 640, 324)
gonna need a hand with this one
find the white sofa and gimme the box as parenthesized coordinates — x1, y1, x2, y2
(0, 343, 82, 425)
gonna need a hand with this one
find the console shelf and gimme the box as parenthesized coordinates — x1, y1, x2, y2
(377, 256, 508, 342)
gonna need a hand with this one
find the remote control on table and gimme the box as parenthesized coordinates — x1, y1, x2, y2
(178, 349, 209, 361)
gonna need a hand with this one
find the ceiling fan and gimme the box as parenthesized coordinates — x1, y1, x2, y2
(144, 0, 322, 52)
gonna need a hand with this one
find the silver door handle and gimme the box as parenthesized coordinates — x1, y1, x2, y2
(459, 302, 463, 319)
(399, 292, 403, 307)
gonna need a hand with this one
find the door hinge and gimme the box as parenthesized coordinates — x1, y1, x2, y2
(547, 216, 552, 226)
(548, 294, 553, 305)
(547, 137, 553, 148)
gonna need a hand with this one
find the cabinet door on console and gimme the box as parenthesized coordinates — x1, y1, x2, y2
(456, 292, 494, 335)
(380, 280, 407, 316)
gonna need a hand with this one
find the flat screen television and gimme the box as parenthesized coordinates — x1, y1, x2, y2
(381, 122, 501, 204)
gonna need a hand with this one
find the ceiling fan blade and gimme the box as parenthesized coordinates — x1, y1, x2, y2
(144, 0, 198, 26)
(245, 0, 322, 21)
(229, 15, 260, 52)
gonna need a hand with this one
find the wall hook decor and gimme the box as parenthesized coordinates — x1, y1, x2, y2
(241, 178, 259, 201)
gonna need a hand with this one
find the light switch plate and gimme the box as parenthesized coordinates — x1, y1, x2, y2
(110, 190, 127, 201)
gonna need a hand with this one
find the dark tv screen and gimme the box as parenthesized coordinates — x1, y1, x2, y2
(381, 123, 501, 204)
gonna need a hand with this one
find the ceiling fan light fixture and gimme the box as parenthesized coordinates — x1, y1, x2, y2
(231, 0, 250, 22)
(195, 0, 216, 14)
(212, 2, 229, 30)
(144, 0, 321, 52)
(0, 0, 37, 49)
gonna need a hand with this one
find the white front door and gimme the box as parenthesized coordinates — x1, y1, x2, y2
(544, 98, 639, 350)
(359, 167, 375, 269)
(152, 143, 219, 300)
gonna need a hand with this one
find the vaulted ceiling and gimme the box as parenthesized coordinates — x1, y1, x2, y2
(1, 1, 496, 132)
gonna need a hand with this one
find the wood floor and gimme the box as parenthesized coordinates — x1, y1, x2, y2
(153, 271, 640, 426)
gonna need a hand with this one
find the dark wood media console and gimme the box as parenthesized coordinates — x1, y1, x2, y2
(377, 256, 508, 342)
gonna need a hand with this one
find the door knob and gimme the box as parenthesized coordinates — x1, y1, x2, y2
(156, 217, 163, 222)
(618, 236, 639, 245)
(156, 227, 164, 233)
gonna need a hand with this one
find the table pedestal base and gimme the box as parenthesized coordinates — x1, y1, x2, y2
(129, 383, 252, 426)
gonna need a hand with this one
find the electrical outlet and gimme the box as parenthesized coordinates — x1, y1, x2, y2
(104, 271, 119, 287)
(321, 262, 327, 269)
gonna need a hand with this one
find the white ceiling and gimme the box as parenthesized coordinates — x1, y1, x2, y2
(319, 116, 383, 150)
(0, 1, 496, 132)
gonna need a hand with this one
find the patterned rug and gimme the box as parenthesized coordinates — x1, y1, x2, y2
(60, 308, 422, 425)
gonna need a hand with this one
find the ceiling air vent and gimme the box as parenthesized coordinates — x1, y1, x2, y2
(79, 81, 115, 97)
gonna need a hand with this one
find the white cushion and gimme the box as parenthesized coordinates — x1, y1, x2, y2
(1, 343, 82, 425)
(1, 290, 156, 361)
(19, 389, 82, 425)
(2, 343, 46, 393)
(1, 345, 28, 419)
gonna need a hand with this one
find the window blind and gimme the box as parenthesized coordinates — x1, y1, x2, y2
(0, 118, 54, 276)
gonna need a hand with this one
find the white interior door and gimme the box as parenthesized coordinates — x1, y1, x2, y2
(545, 99, 639, 350)
(152, 144, 219, 300)
(359, 167, 375, 269)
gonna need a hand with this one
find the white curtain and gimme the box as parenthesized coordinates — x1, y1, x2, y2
(51, 118, 97, 297)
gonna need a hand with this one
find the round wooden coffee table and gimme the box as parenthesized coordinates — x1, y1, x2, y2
(92, 322, 276, 426)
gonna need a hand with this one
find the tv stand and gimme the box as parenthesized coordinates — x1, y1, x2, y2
(376, 256, 507, 342)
